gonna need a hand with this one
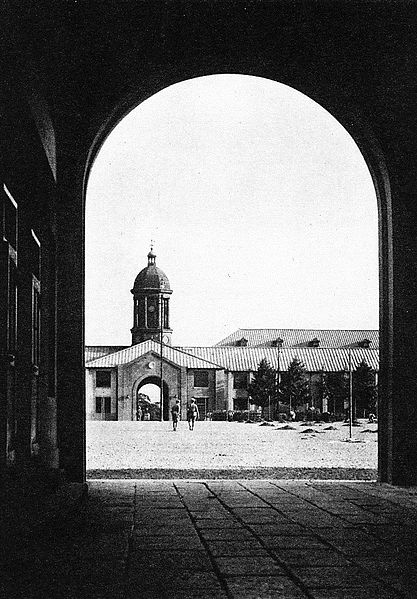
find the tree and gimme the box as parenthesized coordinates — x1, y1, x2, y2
(353, 360, 377, 418)
(280, 357, 310, 412)
(325, 370, 349, 418)
(248, 358, 276, 419)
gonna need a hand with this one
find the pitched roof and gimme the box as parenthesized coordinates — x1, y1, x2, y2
(181, 346, 379, 372)
(85, 340, 223, 369)
(215, 329, 379, 348)
(85, 338, 380, 373)
(85, 346, 127, 363)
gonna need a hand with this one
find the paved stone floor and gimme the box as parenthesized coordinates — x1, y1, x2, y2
(3, 480, 417, 598)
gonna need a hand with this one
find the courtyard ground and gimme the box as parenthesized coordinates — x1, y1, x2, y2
(87, 420, 378, 479)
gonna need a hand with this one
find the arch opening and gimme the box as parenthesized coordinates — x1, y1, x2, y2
(136, 379, 170, 422)
(85, 73, 390, 480)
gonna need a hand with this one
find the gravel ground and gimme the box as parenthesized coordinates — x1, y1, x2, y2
(87, 419, 378, 479)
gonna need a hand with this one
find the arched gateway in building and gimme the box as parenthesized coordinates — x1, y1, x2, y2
(2, 2, 417, 491)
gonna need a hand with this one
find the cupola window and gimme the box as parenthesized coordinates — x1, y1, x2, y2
(146, 296, 159, 328)
(163, 298, 169, 328)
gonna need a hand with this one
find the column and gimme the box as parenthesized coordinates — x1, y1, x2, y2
(56, 152, 85, 483)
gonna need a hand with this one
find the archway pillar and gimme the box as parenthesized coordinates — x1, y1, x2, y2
(55, 149, 86, 484)
(380, 167, 417, 486)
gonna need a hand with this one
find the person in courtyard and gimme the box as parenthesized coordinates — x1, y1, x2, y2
(171, 399, 180, 431)
(187, 399, 199, 430)
(137, 405, 142, 421)
(143, 406, 150, 421)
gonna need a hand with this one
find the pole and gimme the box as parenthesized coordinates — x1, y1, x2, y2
(349, 349, 353, 439)
(277, 345, 280, 419)
(159, 295, 163, 422)
(247, 394, 250, 423)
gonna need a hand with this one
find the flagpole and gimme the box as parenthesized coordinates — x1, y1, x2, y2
(277, 344, 280, 419)
(349, 349, 353, 439)
(160, 295, 163, 422)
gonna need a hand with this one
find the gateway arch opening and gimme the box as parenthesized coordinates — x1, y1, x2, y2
(85, 74, 378, 478)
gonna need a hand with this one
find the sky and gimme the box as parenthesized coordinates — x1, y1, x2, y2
(85, 74, 378, 348)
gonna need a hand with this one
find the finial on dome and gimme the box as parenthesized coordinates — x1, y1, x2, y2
(148, 240, 156, 266)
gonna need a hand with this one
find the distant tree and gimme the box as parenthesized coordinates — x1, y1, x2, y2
(280, 357, 310, 412)
(325, 370, 349, 418)
(248, 358, 277, 419)
(353, 360, 377, 418)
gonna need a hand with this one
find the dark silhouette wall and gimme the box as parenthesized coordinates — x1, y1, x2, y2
(1, 1, 417, 487)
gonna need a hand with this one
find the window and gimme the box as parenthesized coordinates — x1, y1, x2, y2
(234, 372, 248, 389)
(7, 259, 17, 353)
(104, 397, 111, 414)
(95, 397, 111, 414)
(1, 185, 18, 364)
(138, 298, 145, 327)
(234, 397, 248, 411)
(194, 370, 209, 388)
(30, 229, 41, 280)
(31, 230, 41, 367)
(32, 286, 41, 367)
(96, 370, 111, 388)
(196, 398, 208, 420)
(163, 298, 169, 328)
(146, 296, 158, 328)
(3, 184, 17, 249)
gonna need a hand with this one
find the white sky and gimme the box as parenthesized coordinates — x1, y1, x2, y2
(85, 74, 378, 348)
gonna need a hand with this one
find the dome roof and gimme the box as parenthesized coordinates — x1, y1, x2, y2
(131, 249, 171, 293)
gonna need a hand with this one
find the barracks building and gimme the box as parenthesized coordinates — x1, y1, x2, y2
(85, 250, 379, 421)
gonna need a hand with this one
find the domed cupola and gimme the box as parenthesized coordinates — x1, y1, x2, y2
(130, 247, 173, 346)
(132, 249, 171, 293)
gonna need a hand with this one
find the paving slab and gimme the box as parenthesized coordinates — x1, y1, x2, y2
(225, 576, 309, 598)
(131, 533, 205, 551)
(260, 534, 330, 550)
(274, 549, 351, 567)
(291, 565, 380, 588)
(194, 518, 244, 530)
(199, 527, 257, 541)
(308, 589, 403, 599)
(204, 539, 270, 557)
(215, 555, 286, 576)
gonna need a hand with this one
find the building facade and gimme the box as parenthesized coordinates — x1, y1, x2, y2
(86, 252, 379, 421)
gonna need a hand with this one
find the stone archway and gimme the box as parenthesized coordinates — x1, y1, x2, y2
(5, 1, 417, 489)
(83, 76, 393, 481)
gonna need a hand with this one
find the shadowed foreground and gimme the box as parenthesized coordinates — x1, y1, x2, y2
(2, 479, 417, 598)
